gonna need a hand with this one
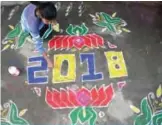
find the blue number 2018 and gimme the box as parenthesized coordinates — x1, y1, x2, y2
(27, 56, 48, 84)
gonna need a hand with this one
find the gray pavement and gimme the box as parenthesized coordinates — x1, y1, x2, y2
(1, 1, 162, 125)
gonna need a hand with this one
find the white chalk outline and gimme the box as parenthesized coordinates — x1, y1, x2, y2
(107, 41, 117, 49)
(65, 2, 73, 17)
(55, 2, 61, 11)
(98, 111, 105, 118)
(27, 56, 48, 85)
(117, 81, 126, 90)
(80, 53, 104, 82)
(32, 87, 41, 97)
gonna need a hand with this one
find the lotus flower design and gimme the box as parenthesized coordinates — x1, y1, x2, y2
(48, 33, 104, 50)
(45, 84, 114, 125)
(45, 84, 114, 109)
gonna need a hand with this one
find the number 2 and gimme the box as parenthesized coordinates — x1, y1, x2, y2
(27, 56, 48, 84)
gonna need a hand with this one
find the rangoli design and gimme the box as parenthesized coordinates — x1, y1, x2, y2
(45, 84, 114, 125)
(90, 12, 131, 35)
(2, 23, 53, 52)
(0, 100, 29, 125)
(2, 24, 30, 51)
(133, 84, 162, 125)
(48, 23, 105, 50)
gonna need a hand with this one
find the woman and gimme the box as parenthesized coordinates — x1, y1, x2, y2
(21, 1, 58, 68)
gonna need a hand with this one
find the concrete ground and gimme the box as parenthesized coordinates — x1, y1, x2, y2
(1, 1, 162, 125)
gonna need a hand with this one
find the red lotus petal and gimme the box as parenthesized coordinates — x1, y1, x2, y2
(86, 34, 98, 48)
(52, 89, 67, 108)
(48, 36, 60, 50)
(90, 87, 98, 105)
(45, 87, 60, 109)
(48, 34, 105, 50)
(55, 36, 64, 50)
(52, 88, 63, 107)
(83, 35, 92, 48)
(62, 35, 69, 49)
(100, 84, 114, 106)
(92, 33, 104, 47)
(67, 36, 74, 49)
(91, 85, 106, 106)
(60, 88, 74, 107)
(68, 88, 80, 107)
(46, 84, 114, 109)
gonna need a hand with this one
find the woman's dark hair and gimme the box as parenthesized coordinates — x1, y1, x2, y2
(30, 1, 57, 20)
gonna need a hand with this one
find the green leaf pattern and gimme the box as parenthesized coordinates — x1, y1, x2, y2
(101, 12, 121, 24)
(66, 23, 89, 36)
(152, 112, 162, 125)
(80, 23, 89, 35)
(1, 121, 11, 125)
(134, 85, 162, 125)
(94, 21, 109, 28)
(0, 101, 29, 125)
(134, 99, 162, 125)
(6, 24, 21, 39)
(73, 26, 83, 35)
(3, 23, 30, 51)
(134, 98, 152, 125)
(66, 24, 75, 35)
(91, 12, 130, 34)
(69, 107, 97, 125)
(17, 32, 30, 48)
